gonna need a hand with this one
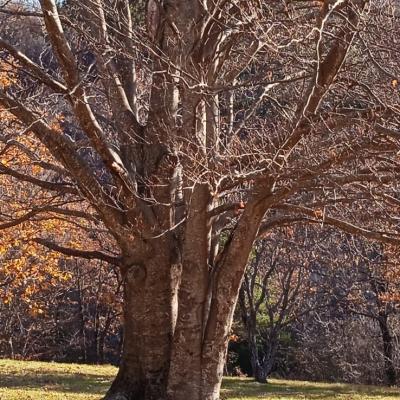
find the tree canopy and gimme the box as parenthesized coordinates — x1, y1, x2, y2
(0, 1, 400, 399)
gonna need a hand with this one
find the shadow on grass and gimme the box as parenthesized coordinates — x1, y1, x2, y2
(222, 378, 400, 399)
(2, 370, 400, 399)
(0, 370, 112, 395)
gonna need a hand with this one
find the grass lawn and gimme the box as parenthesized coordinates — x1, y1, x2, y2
(0, 359, 399, 399)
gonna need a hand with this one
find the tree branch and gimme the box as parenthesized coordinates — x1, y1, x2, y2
(0, 36, 68, 94)
(0, 162, 78, 195)
(0, 90, 125, 228)
(275, 203, 400, 245)
(33, 237, 121, 265)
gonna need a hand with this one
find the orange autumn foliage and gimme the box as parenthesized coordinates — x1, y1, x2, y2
(0, 67, 111, 314)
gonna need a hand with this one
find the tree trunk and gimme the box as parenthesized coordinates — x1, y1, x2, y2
(238, 278, 272, 384)
(247, 324, 276, 384)
(378, 314, 396, 386)
(98, 309, 113, 364)
(167, 183, 211, 400)
(254, 365, 268, 384)
(259, 335, 279, 384)
(246, 318, 265, 383)
(104, 184, 268, 400)
(105, 238, 178, 400)
(104, 255, 229, 400)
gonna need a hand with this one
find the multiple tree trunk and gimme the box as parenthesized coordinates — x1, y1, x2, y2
(1, 0, 399, 398)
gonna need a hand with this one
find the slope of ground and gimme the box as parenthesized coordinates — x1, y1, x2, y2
(0, 359, 399, 399)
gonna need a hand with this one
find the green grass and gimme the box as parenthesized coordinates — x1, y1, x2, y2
(221, 377, 400, 399)
(0, 359, 115, 399)
(0, 359, 399, 399)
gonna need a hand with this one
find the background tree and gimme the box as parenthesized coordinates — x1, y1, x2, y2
(344, 242, 400, 385)
(288, 234, 400, 386)
(238, 227, 331, 383)
(0, 97, 122, 363)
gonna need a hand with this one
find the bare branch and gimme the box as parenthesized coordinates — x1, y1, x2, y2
(33, 237, 121, 265)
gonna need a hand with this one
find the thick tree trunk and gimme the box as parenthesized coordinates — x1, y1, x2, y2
(105, 188, 268, 400)
(167, 184, 210, 400)
(104, 253, 228, 400)
(105, 238, 178, 400)
(201, 199, 268, 399)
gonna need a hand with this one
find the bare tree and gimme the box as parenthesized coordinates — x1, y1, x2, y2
(239, 227, 332, 383)
(344, 242, 400, 385)
(1, 0, 400, 399)
(291, 235, 400, 386)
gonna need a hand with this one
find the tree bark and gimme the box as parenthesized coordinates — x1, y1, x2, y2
(105, 197, 267, 400)
(105, 238, 177, 400)
(167, 183, 211, 400)
(201, 198, 268, 399)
